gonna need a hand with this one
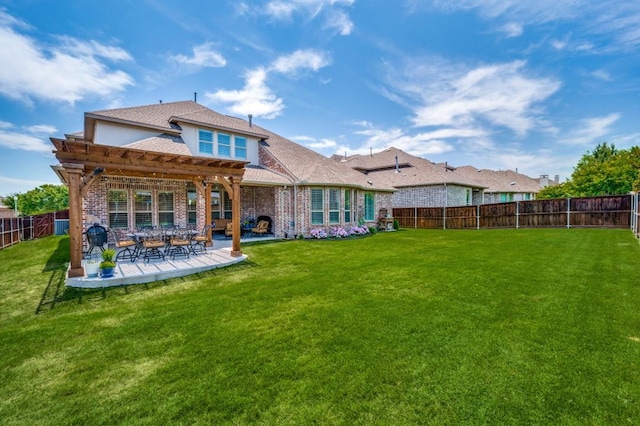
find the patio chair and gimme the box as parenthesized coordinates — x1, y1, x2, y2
(140, 229, 165, 263)
(85, 223, 108, 256)
(166, 228, 191, 260)
(251, 220, 269, 237)
(190, 225, 210, 254)
(112, 229, 138, 262)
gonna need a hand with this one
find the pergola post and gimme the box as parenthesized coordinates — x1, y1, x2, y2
(231, 178, 242, 257)
(204, 183, 212, 247)
(64, 163, 85, 278)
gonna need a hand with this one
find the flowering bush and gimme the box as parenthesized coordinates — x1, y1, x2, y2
(348, 225, 369, 236)
(329, 227, 349, 238)
(309, 228, 327, 239)
(307, 225, 370, 239)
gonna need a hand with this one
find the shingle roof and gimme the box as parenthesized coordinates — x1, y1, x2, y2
(87, 100, 268, 139)
(336, 147, 484, 188)
(122, 134, 192, 156)
(85, 101, 393, 191)
(456, 166, 542, 193)
(248, 127, 395, 191)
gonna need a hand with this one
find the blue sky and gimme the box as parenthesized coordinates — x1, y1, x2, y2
(1, 0, 639, 196)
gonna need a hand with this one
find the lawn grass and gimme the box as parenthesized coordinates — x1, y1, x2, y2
(1, 228, 640, 424)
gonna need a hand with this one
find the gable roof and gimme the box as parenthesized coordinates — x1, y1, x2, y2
(455, 166, 542, 193)
(82, 101, 393, 191)
(336, 147, 484, 189)
(85, 100, 269, 141)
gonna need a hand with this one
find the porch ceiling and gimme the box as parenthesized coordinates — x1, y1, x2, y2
(50, 138, 248, 181)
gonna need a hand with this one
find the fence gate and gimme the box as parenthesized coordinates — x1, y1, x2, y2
(33, 213, 53, 238)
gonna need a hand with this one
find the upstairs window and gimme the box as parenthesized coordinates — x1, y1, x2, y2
(218, 133, 231, 157)
(235, 136, 247, 159)
(198, 130, 213, 155)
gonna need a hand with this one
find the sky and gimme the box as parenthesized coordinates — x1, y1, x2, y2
(0, 0, 639, 196)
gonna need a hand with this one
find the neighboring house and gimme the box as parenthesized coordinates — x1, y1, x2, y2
(333, 147, 486, 207)
(51, 100, 394, 247)
(0, 197, 15, 219)
(454, 166, 543, 203)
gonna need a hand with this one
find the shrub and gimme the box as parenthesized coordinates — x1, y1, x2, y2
(393, 220, 399, 230)
(368, 226, 378, 234)
(309, 228, 327, 239)
(329, 227, 349, 238)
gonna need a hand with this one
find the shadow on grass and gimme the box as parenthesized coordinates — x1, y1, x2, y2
(36, 257, 257, 314)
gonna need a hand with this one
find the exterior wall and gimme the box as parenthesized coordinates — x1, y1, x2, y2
(83, 176, 190, 230)
(392, 184, 477, 208)
(94, 122, 161, 147)
(240, 185, 278, 234)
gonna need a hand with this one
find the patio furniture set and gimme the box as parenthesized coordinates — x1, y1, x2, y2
(86, 224, 210, 263)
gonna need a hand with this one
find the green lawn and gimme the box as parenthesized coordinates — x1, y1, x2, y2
(1, 229, 639, 425)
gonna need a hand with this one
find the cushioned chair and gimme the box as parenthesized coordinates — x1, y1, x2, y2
(251, 220, 269, 237)
(113, 229, 138, 262)
(141, 229, 165, 263)
(190, 225, 210, 254)
(225, 222, 233, 239)
(166, 228, 191, 260)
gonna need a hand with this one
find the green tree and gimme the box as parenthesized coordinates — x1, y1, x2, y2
(2, 184, 68, 216)
(536, 182, 574, 199)
(567, 142, 640, 196)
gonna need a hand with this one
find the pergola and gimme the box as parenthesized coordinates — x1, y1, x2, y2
(51, 138, 248, 278)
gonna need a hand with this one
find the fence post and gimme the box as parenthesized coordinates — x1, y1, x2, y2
(516, 201, 520, 229)
(443, 206, 446, 230)
(414, 207, 417, 229)
(566, 197, 571, 228)
(477, 204, 480, 230)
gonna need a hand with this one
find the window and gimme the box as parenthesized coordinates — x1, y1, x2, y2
(328, 189, 340, 224)
(211, 190, 221, 220)
(108, 190, 128, 229)
(344, 190, 351, 223)
(466, 189, 472, 206)
(223, 190, 232, 219)
(311, 188, 324, 225)
(134, 191, 153, 228)
(500, 193, 514, 202)
(198, 130, 213, 155)
(187, 186, 197, 225)
(218, 133, 231, 157)
(158, 192, 174, 227)
(235, 136, 247, 159)
(364, 192, 375, 221)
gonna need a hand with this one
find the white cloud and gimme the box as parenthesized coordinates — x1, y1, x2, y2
(270, 49, 331, 75)
(0, 10, 133, 105)
(0, 175, 59, 196)
(292, 135, 338, 149)
(207, 49, 330, 119)
(407, 60, 560, 135)
(324, 9, 354, 35)
(558, 113, 620, 146)
(0, 122, 56, 153)
(590, 69, 612, 82)
(499, 22, 523, 38)
(427, 0, 640, 51)
(263, 0, 354, 36)
(171, 43, 226, 69)
(206, 68, 284, 119)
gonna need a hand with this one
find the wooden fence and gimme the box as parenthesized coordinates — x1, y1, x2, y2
(0, 210, 69, 251)
(393, 195, 632, 230)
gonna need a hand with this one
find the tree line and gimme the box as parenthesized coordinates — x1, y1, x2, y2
(537, 142, 640, 199)
(1, 184, 68, 216)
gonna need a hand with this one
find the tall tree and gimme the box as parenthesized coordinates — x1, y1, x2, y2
(2, 184, 68, 216)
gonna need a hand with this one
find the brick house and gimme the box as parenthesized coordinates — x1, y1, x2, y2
(50, 100, 394, 276)
(334, 147, 485, 207)
(454, 166, 542, 203)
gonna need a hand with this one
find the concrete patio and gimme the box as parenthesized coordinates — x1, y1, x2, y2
(67, 235, 277, 288)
